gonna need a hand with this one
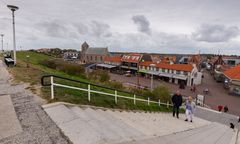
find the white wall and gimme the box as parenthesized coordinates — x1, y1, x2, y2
(193, 72, 203, 85)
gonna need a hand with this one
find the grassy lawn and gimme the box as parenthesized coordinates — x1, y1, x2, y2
(3, 51, 173, 112)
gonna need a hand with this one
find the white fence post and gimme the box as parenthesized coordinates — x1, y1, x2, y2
(148, 97, 150, 106)
(88, 84, 91, 102)
(50, 76, 54, 99)
(134, 94, 136, 105)
(115, 90, 117, 104)
(167, 101, 169, 108)
(158, 99, 160, 107)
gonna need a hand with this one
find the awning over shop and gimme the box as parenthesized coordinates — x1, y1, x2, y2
(159, 73, 173, 77)
(96, 63, 116, 69)
(172, 75, 187, 80)
(139, 69, 159, 75)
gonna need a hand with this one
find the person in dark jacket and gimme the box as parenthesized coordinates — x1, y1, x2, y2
(172, 90, 183, 118)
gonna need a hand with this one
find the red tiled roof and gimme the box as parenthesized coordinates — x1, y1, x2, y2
(224, 65, 240, 80)
(121, 53, 143, 63)
(104, 56, 121, 63)
(140, 61, 194, 72)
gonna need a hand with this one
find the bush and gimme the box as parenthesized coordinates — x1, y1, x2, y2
(39, 59, 58, 69)
(99, 71, 110, 82)
(88, 70, 110, 82)
(107, 81, 123, 90)
(151, 85, 171, 103)
(39, 59, 85, 76)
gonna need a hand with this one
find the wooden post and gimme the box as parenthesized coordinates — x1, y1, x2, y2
(134, 94, 136, 105)
(50, 76, 54, 99)
(148, 97, 150, 106)
(115, 90, 117, 104)
(88, 84, 91, 102)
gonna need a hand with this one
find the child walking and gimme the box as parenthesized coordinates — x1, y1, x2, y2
(185, 96, 195, 122)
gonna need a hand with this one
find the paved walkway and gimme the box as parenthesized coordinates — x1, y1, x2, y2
(0, 60, 70, 144)
(118, 122, 236, 144)
(0, 95, 22, 139)
(43, 103, 210, 144)
(194, 106, 240, 130)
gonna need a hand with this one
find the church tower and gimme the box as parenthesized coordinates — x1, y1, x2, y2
(81, 41, 89, 63)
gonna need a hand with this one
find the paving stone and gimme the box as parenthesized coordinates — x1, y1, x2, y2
(0, 60, 70, 144)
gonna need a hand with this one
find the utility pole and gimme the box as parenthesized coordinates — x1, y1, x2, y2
(0, 34, 4, 52)
(7, 5, 19, 65)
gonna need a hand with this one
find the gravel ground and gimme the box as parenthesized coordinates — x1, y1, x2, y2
(0, 60, 71, 144)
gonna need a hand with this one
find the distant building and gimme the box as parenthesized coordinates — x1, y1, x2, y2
(80, 42, 109, 63)
(178, 56, 190, 64)
(223, 65, 240, 96)
(63, 51, 79, 60)
(151, 55, 176, 64)
(96, 56, 122, 70)
(138, 61, 202, 86)
(222, 56, 240, 66)
(121, 53, 143, 74)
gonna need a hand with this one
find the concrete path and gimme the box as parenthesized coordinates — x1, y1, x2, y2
(0, 60, 70, 144)
(43, 103, 210, 144)
(0, 95, 22, 139)
(118, 122, 235, 144)
(195, 106, 240, 130)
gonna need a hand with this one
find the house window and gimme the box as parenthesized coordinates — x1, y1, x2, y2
(184, 71, 188, 75)
(100, 56, 103, 61)
(95, 56, 97, 61)
(91, 56, 93, 61)
(176, 70, 180, 74)
(162, 69, 165, 72)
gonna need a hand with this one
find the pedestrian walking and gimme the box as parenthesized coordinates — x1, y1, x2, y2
(224, 105, 229, 113)
(193, 84, 196, 93)
(172, 90, 183, 119)
(185, 96, 196, 122)
(218, 105, 223, 112)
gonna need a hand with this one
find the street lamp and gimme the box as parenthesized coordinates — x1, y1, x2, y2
(150, 64, 156, 91)
(0, 34, 4, 52)
(7, 5, 19, 65)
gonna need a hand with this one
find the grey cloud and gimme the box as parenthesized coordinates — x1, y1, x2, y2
(132, 15, 151, 35)
(90, 21, 112, 37)
(192, 24, 239, 42)
(74, 23, 89, 35)
(36, 20, 69, 38)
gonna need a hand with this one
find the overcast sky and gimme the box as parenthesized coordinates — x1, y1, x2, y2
(1, 0, 240, 55)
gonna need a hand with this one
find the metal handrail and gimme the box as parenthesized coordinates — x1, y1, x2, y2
(41, 74, 173, 107)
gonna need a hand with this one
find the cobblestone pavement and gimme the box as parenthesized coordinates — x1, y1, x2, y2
(0, 60, 71, 144)
(110, 70, 240, 116)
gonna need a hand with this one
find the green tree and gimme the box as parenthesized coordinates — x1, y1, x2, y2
(151, 85, 171, 103)
(99, 70, 110, 82)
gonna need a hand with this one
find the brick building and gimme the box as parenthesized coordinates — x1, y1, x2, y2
(80, 42, 109, 63)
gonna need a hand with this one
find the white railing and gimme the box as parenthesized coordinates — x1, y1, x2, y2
(49, 76, 172, 108)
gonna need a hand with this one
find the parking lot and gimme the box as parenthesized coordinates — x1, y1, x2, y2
(110, 70, 240, 115)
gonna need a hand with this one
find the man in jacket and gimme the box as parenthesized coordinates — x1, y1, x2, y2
(172, 90, 183, 118)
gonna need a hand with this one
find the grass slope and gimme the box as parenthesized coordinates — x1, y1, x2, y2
(4, 51, 172, 112)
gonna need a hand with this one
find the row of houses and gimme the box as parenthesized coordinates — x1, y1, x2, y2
(208, 55, 240, 96)
(97, 53, 202, 87)
(60, 42, 203, 87)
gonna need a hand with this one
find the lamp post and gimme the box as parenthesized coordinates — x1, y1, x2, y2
(0, 34, 4, 52)
(7, 5, 19, 65)
(26, 55, 30, 68)
(150, 64, 156, 91)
